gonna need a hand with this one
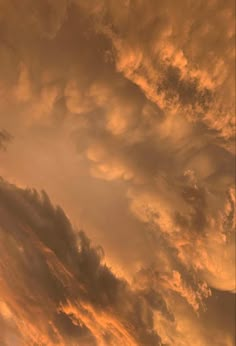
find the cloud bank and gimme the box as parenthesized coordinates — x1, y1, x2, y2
(0, 178, 163, 345)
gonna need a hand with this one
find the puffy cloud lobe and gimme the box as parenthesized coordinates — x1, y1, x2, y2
(70, 75, 235, 295)
(0, 178, 162, 345)
(0, 1, 235, 345)
(76, 0, 235, 148)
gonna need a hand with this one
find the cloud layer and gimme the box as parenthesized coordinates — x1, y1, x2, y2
(0, 0, 235, 345)
(0, 178, 163, 345)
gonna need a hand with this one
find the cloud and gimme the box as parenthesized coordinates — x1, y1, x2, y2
(0, 130, 12, 152)
(127, 1, 235, 140)
(76, 0, 235, 149)
(0, 1, 235, 345)
(0, 178, 162, 345)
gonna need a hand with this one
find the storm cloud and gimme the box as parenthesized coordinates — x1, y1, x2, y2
(0, 178, 162, 345)
(0, 0, 235, 345)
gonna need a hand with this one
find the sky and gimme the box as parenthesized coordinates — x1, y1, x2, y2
(0, 1, 235, 345)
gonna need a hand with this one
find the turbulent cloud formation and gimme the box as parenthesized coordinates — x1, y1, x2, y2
(0, 178, 162, 345)
(0, 0, 235, 345)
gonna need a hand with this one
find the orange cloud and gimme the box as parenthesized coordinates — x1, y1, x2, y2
(0, 1, 235, 345)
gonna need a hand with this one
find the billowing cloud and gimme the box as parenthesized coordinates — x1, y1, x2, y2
(0, 0, 235, 345)
(0, 178, 162, 345)
(94, 0, 235, 147)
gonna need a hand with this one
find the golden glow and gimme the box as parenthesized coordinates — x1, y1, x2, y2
(0, 0, 235, 345)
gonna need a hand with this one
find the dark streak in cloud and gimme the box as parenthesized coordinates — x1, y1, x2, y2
(0, 130, 12, 151)
(157, 65, 213, 114)
(0, 178, 162, 345)
(0, 0, 235, 345)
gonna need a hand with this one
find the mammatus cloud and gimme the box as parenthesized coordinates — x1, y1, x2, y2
(0, 179, 234, 346)
(0, 0, 235, 345)
(96, 0, 235, 147)
(71, 0, 236, 296)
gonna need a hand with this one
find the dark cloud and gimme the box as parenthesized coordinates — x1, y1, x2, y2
(0, 130, 12, 151)
(156, 65, 213, 114)
(202, 289, 236, 343)
(87, 0, 235, 143)
(0, 178, 162, 345)
(0, 0, 235, 345)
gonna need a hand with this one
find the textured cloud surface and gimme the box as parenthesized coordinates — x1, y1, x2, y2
(0, 0, 235, 345)
(0, 179, 162, 345)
